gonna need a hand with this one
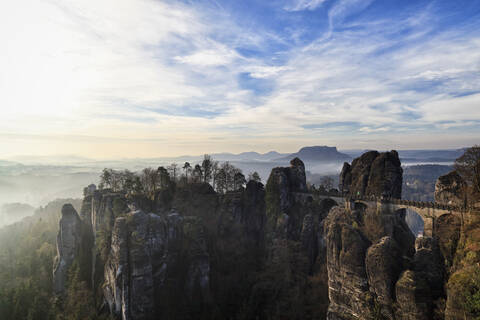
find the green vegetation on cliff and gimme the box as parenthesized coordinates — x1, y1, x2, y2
(0, 199, 82, 320)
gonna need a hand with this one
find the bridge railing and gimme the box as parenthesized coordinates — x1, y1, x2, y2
(315, 192, 470, 212)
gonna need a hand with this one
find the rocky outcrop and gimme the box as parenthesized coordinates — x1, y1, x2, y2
(104, 210, 210, 320)
(301, 214, 318, 273)
(434, 214, 461, 270)
(53, 204, 83, 295)
(325, 207, 372, 319)
(266, 157, 313, 239)
(325, 203, 417, 319)
(104, 216, 129, 318)
(91, 191, 127, 237)
(413, 237, 445, 299)
(395, 237, 445, 319)
(67, 179, 268, 320)
(339, 150, 403, 199)
(366, 236, 403, 313)
(395, 270, 431, 320)
(339, 162, 352, 195)
(316, 198, 339, 269)
(434, 171, 466, 206)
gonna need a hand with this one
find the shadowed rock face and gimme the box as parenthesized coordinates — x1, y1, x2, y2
(396, 237, 445, 320)
(266, 157, 313, 240)
(325, 207, 372, 319)
(53, 204, 82, 295)
(366, 236, 403, 308)
(434, 213, 461, 269)
(104, 210, 210, 320)
(51, 178, 268, 319)
(339, 150, 403, 199)
(339, 162, 352, 195)
(325, 204, 427, 320)
(434, 171, 466, 206)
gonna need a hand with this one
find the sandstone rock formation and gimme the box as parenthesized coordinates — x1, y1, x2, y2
(266, 157, 313, 239)
(366, 236, 403, 309)
(434, 170, 466, 206)
(63, 180, 268, 320)
(339, 150, 403, 198)
(325, 207, 372, 319)
(395, 237, 445, 319)
(325, 204, 420, 320)
(434, 213, 461, 269)
(53, 204, 83, 295)
(49, 149, 480, 320)
(104, 210, 210, 320)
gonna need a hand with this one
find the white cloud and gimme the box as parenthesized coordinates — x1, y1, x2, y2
(174, 46, 239, 67)
(359, 127, 389, 133)
(0, 0, 479, 157)
(247, 66, 292, 78)
(284, 0, 326, 12)
(419, 93, 480, 123)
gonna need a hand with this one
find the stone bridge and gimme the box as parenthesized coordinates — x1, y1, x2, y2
(316, 194, 468, 237)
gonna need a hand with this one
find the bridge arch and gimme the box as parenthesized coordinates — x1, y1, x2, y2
(403, 208, 425, 237)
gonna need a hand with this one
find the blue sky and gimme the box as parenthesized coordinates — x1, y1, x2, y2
(0, 0, 479, 158)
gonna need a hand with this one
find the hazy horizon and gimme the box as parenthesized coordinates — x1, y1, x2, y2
(0, 145, 470, 163)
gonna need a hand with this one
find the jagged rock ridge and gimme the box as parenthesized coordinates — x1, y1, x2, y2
(339, 150, 403, 199)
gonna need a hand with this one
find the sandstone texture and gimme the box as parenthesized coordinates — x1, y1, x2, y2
(53, 204, 83, 295)
(434, 170, 466, 206)
(103, 210, 210, 320)
(339, 150, 403, 199)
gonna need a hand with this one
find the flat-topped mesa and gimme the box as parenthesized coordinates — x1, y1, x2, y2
(339, 150, 403, 199)
(434, 170, 466, 206)
(53, 204, 83, 295)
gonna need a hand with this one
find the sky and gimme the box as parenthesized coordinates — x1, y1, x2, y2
(0, 0, 479, 159)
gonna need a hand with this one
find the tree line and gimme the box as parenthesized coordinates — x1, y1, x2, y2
(96, 154, 261, 196)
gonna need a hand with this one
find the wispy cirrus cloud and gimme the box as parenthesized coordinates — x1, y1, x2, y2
(284, 0, 326, 12)
(0, 0, 479, 158)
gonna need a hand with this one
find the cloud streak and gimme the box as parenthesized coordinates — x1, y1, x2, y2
(0, 0, 479, 158)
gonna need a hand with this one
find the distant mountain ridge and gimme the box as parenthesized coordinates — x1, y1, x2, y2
(277, 146, 351, 162)
(210, 151, 286, 161)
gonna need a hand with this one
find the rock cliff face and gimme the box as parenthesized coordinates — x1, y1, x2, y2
(434, 171, 466, 206)
(325, 207, 372, 319)
(55, 179, 269, 320)
(53, 204, 83, 295)
(324, 201, 450, 320)
(103, 210, 210, 320)
(339, 150, 403, 198)
(266, 157, 312, 239)
(395, 237, 445, 320)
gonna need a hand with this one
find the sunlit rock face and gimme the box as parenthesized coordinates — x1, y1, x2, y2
(434, 170, 466, 206)
(339, 150, 403, 198)
(53, 204, 83, 295)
